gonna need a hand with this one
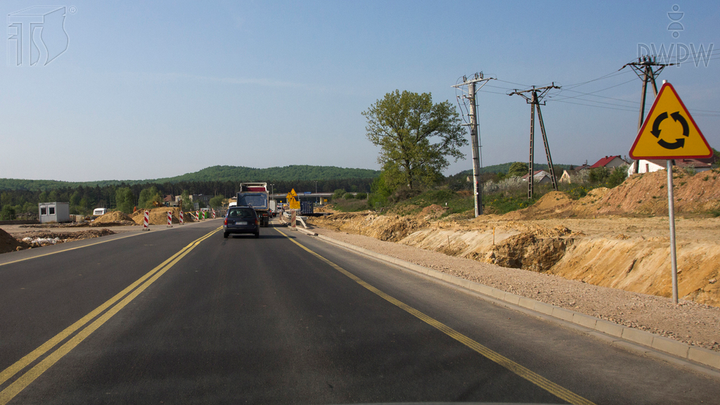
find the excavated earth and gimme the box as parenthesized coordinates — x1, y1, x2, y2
(308, 169, 720, 353)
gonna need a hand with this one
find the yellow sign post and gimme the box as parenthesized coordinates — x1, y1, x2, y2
(630, 82, 712, 160)
(629, 81, 712, 304)
(287, 188, 300, 210)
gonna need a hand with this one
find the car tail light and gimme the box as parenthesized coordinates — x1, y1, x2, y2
(224, 218, 228, 225)
(255, 219, 258, 225)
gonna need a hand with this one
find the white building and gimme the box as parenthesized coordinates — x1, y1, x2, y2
(628, 157, 717, 175)
(38, 202, 70, 223)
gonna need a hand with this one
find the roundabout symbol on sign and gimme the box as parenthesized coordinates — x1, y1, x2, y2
(651, 111, 689, 150)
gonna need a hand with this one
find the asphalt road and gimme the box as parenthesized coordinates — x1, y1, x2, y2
(1, 220, 719, 404)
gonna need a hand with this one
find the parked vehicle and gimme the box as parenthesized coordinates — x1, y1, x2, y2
(223, 206, 260, 238)
(237, 182, 271, 226)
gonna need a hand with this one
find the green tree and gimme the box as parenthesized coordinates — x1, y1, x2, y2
(507, 162, 529, 178)
(588, 167, 610, 183)
(607, 167, 628, 188)
(1, 205, 16, 220)
(368, 171, 394, 208)
(332, 189, 346, 200)
(363, 90, 466, 190)
(115, 187, 135, 213)
(138, 187, 162, 209)
(209, 195, 225, 208)
(180, 190, 194, 211)
(69, 191, 81, 207)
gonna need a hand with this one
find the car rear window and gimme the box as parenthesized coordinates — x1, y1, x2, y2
(229, 209, 255, 219)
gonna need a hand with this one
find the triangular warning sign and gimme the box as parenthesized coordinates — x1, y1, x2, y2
(629, 82, 713, 160)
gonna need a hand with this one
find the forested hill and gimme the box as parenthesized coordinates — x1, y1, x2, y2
(0, 165, 380, 191)
(163, 165, 380, 183)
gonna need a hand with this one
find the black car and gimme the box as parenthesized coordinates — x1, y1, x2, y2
(223, 206, 260, 238)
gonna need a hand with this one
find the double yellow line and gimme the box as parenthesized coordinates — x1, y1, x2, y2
(277, 229, 595, 405)
(0, 228, 220, 405)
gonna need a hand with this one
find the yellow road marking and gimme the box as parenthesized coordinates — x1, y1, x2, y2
(276, 229, 596, 405)
(0, 228, 220, 405)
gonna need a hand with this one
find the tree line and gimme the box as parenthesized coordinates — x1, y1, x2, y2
(0, 178, 376, 220)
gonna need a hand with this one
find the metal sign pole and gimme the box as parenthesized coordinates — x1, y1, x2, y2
(666, 159, 678, 304)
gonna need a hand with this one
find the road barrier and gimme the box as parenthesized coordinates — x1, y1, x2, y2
(167, 211, 173, 228)
(179, 211, 184, 225)
(142, 210, 149, 231)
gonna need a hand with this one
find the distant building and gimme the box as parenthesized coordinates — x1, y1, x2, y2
(559, 167, 589, 184)
(628, 156, 718, 175)
(590, 155, 628, 169)
(163, 195, 178, 207)
(521, 170, 553, 184)
(38, 202, 70, 223)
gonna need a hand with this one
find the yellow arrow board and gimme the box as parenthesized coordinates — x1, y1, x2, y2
(630, 82, 713, 159)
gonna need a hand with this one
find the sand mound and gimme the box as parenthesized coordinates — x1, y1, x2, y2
(503, 168, 720, 219)
(130, 207, 196, 225)
(93, 211, 134, 225)
(0, 228, 29, 253)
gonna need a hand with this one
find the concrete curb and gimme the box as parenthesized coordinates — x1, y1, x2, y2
(300, 231, 720, 372)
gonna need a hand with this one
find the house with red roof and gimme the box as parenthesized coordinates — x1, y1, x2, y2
(590, 155, 628, 169)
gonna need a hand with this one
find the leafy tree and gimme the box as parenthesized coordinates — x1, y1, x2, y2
(69, 190, 81, 207)
(180, 190, 194, 211)
(588, 167, 610, 183)
(363, 90, 466, 189)
(507, 162, 529, 178)
(332, 189, 346, 200)
(115, 187, 135, 213)
(209, 195, 225, 208)
(1, 205, 16, 220)
(138, 187, 162, 209)
(368, 171, 394, 208)
(607, 167, 628, 188)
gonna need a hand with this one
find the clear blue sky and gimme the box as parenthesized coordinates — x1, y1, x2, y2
(2, 0, 718, 182)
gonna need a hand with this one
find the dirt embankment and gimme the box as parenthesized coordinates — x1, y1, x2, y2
(309, 169, 720, 308)
(129, 207, 194, 225)
(92, 211, 135, 226)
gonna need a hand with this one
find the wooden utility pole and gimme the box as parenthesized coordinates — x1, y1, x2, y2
(453, 72, 494, 217)
(509, 84, 561, 198)
(621, 56, 673, 130)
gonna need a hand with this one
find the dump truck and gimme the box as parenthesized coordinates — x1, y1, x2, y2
(237, 182, 271, 226)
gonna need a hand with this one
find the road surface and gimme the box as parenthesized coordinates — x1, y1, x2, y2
(1, 220, 718, 404)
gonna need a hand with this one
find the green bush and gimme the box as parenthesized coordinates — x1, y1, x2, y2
(332, 189, 346, 200)
(606, 167, 628, 188)
(355, 192, 368, 200)
(343, 193, 354, 199)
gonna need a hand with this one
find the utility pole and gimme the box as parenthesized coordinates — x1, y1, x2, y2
(452, 72, 494, 217)
(621, 56, 674, 130)
(508, 83, 561, 199)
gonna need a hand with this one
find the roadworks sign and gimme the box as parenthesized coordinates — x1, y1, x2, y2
(629, 82, 713, 160)
(287, 188, 300, 210)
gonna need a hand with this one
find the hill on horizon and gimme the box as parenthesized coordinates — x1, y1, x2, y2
(0, 165, 381, 191)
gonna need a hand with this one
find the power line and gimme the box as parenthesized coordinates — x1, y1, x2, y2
(550, 78, 638, 104)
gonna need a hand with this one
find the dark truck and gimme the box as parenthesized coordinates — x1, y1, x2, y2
(237, 182, 271, 227)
